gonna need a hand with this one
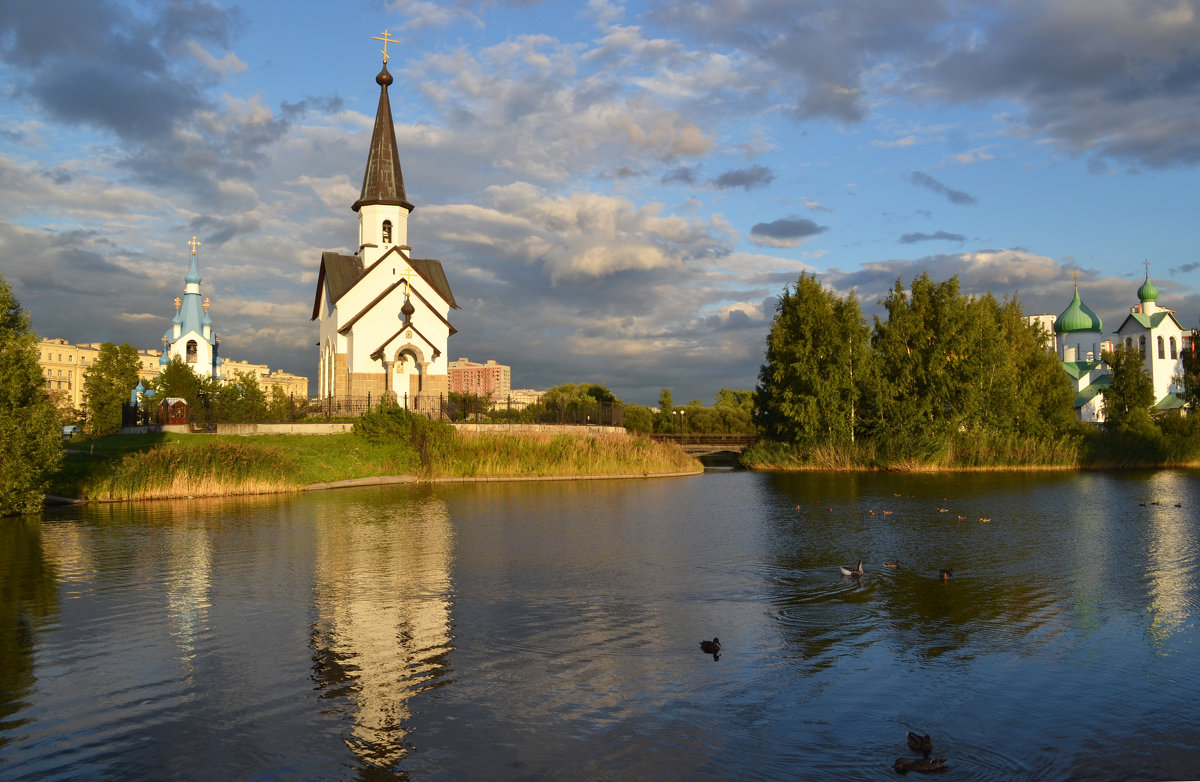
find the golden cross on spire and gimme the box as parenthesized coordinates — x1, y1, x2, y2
(1071, 271, 1080, 284)
(372, 29, 399, 62)
(188, 235, 202, 256)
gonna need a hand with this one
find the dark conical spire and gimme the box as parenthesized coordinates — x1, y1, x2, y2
(352, 61, 413, 214)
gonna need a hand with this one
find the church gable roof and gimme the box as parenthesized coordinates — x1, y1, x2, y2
(409, 257, 458, 310)
(311, 251, 364, 320)
(370, 321, 444, 363)
(1073, 374, 1113, 407)
(1114, 310, 1182, 334)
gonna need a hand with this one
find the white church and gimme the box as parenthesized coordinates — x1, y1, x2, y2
(312, 42, 457, 411)
(160, 235, 222, 379)
(1046, 269, 1190, 422)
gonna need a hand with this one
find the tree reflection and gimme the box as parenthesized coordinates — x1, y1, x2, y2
(0, 518, 60, 742)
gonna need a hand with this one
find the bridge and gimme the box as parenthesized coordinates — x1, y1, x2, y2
(651, 434, 756, 456)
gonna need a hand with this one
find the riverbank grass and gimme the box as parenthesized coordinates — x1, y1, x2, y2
(52, 426, 699, 502)
(434, 431, 699, 478)
(53, 432, 420, 501)
(741, 431, 1088, 471)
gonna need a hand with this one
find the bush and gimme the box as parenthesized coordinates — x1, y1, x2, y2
(354, 403, 454, 470)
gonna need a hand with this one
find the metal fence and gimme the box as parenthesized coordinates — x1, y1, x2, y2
(123, 393, 624, 428)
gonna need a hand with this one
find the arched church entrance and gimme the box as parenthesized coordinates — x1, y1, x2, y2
(392, 346, 424, 408)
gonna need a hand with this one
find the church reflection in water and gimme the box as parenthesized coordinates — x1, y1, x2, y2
(1144, 471, 1196, 647)
(309, 493, 455, 771)
(165, 521, 212, 687)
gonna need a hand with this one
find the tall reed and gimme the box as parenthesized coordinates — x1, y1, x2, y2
(433, 432, 699, 478)
(84, 440, 299, 501)
(741, 431, 1087, 471)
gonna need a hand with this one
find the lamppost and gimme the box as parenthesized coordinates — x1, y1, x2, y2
(673, 408, 686, 444)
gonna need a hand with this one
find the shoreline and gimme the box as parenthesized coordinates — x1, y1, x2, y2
(43, 465, 708, 507)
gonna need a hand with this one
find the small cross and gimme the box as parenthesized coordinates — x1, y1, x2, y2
(188, 235, 202, 256)
(1144, 258, 1151, 277)
(1071, 271, 1080, 284)
(372, 29, 399, 62)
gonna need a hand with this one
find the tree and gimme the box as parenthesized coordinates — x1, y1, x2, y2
(83, 342, 141, 435)
(1101, 345, 1156, 431)
(756, 273, 870, 445)
(150, 355, 202, 405)
(215, 371, 268, 422)
(655, 388, 675, 433)
(622, 403, 655, 433)
(865, 274, 974, 444)
(0, 274, 63, 515)
(713, 389, 755, 434)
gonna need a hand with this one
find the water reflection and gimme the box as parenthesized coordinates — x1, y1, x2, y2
(310, 489, 455, 773)
(1143, 471, 1196, 646)
(3, 471, 1199, 780)
(166, 521, 212, 683)
(0, 519, 59, 743)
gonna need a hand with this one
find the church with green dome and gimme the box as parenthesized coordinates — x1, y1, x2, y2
(1044, 269, 1190, 423)
(1051, 278, 1111, 422)
(1113, 269, 1189, 413)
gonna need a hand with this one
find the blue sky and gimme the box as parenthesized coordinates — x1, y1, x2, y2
(3, 0, 1199, 405)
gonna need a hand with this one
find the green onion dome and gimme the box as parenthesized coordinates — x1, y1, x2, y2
(1054, 285, 1103, 334)
(1137, 275, 1159, 303)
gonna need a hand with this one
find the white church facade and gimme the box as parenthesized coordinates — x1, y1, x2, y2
(1113, 274, 1188, 412)
(312, 48, 457, 409)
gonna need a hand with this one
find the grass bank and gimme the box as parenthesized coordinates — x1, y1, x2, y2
(436, 431, 698, 478)
(51, 425, 699, 503)
(741, 426, 1200, 471)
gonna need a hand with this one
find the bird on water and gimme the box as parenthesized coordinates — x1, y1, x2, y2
(840, 560, 865, 577)
(700, 637, 721, 660)
(906, 731, 933, 756)
(893, 756, 947, 774)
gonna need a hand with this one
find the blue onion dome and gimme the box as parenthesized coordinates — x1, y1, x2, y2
(1138, 275, 1159, 303)
(1055, 284, 1103, 334)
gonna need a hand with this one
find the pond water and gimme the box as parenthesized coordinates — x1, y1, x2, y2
(2, 469, 1199, 780)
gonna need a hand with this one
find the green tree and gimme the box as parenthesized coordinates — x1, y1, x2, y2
(527, 382, 621, 425)
(448, 391, 491, 421)
(656, 388, 675, 433)
(756, 273, 870, 445)
(1101, 345, 1156, 431)
(622, 403, 655, 433)
(82, 342, 141, 436)
(0, 275, 63, 515)
(953, 293, 1074, 437)
(712, 389, 755, 434)
(865, 274, 973, 445)
(266, 384, 296, 422)
(1002, 299, 1076, 436)
(215, 371, 268, 422)
(150, 355, 202, 404)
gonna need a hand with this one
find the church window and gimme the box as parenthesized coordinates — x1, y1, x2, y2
(382, 220, 392, 244)
(1125, 337, 1133, 350)
(1157, 336, 1165, 359)
(1171, 337, 1178, 359)
(1138, 336, 1146, 358)
(186, 340, 198, 363)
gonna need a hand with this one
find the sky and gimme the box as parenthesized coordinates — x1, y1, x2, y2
(3, 0, 1200, 406)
